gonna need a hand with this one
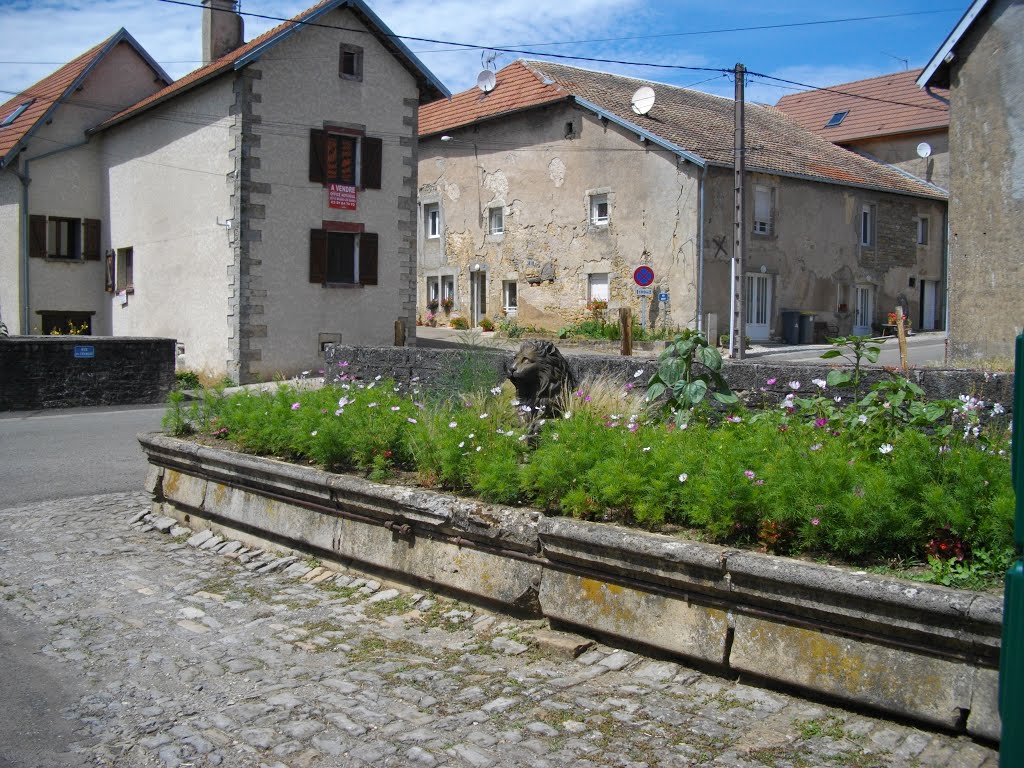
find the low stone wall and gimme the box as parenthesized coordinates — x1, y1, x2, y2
(0, 336, 176, 411)
(323, 345, 1015, 410)
(140, 432, 1002, 741)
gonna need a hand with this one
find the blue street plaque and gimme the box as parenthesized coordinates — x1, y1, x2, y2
(73, 345, 95, 359)
(658, 292, 670, 302)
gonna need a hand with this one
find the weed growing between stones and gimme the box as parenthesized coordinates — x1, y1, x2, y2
(172, 337, 1015, 584)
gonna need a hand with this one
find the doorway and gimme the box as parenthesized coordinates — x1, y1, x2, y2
(920, 280, 939, 331)
(745, 273, 772, 341)
(854, 285, 874, 336)
(470, 269, 487, 327)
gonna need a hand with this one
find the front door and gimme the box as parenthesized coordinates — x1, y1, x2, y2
(470, 270, 487, 327)
(854, 285, 874, 336)
(745, 273, 772, 341)
(920, 280, 938, 331)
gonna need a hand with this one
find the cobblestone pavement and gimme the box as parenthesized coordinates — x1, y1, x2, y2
(0, 493, 998, 768)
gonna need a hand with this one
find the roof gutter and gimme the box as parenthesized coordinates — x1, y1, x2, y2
(917, 0, 989, 88)
(572, 97, 707, 168)
(17, 139, 90, 334)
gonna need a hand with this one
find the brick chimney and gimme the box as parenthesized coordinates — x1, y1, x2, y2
(202, 0, 244, 64)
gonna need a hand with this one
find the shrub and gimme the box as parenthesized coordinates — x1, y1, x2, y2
(478, 316, 495, 332)
(450, 316, 469, 330)
(175, 370, 202, 390)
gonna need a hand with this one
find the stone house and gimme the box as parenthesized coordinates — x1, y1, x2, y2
(416, 61, 947, 343)
(0, 0, 447, 382)
(776, 69, 950, 192)
(918, 0, 1024, 362)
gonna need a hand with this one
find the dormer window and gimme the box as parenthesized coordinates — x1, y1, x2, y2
(824, 110, 849, 128)
(1, 100, 33, 128)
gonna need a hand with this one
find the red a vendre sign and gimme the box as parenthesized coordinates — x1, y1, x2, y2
(328, 184, 357, 210)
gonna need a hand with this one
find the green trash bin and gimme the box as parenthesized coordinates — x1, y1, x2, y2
(798, 313, 815, 344)
(781, 310, 800, 344)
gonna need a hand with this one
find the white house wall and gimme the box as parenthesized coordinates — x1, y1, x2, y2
(419, 105, 702, 332)
(1, 40, 166, 335)
(242, 6, 421, 379)
(102, 78, 236, 376)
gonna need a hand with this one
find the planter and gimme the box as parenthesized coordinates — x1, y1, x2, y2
(140, 432, 1002, 740)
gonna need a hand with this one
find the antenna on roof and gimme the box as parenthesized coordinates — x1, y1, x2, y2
(882, 52, 909, 71)
(630, 86, 656, 116)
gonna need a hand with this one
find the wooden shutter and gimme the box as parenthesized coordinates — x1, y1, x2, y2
(104, 250, 115, 292)
(29, 215, 46, 258)
(359, 232, 378, 286)
(310, 229, 327, 283)
(361, 137, 382, 190)
(309, 129, 325, 184)
(83, 219, 101, 260)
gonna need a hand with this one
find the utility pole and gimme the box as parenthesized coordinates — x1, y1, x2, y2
(729, 63, 747, 359)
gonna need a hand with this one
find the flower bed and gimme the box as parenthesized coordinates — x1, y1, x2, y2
(165, 336, 1014, 589)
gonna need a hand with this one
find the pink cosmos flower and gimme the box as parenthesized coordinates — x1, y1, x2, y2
(291, 402, 301, 410)
(811, 517, 820, 526)
(743, 470, 756, 480)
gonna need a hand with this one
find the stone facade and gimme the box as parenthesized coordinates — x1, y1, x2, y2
(0, 336, 175, 410)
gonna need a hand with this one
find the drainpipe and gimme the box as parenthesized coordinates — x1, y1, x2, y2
(697, 164, 707, 334)
(16, 139, 90, 334)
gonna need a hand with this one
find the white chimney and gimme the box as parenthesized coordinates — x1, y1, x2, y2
(202, 0, 244, 64)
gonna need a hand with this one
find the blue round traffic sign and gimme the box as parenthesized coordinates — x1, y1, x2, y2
(633, 266, 654, 287)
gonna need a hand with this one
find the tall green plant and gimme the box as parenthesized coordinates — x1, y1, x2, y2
(645, 329, 738, 426)
(821, 334, 884, 399)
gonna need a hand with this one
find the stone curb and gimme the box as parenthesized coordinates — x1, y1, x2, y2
(139, 431, 1003, 741)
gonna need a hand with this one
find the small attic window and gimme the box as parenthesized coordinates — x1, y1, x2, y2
(1, 100, 33, 128)
(824, 110, 849, 128)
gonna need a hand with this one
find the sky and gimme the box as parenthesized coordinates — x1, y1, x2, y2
(0, 0, 965, 106)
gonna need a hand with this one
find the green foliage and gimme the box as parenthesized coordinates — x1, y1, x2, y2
(170, 367, 1015, 586)
(175, 370, 202, 390)
(821, 334, 884, 399)
(914, 548, 1015, 591)
(496, 317, 543, 339)
(478, 316, 495, 332)
(645, 329, 738, 426)
(450, 316, 469, 330)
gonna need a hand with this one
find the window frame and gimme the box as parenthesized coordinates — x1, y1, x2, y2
(426, 276, 440, 303)
(587, 272, 610, 303)
(309, 128, 382, 191)
(116, 246, 134, 293)
(502, 280, 518, 315)
(441, 275, 455, 304)
(309, 225, 378, 287)
(860, 204, 876, 247)
(487, 206, 504, 236)
(753, 184, 774, 235)
(425, 203, 440, 239)
(37, 310, 93, 336)
(338, 43, 364, 82)
(917, 216, 929, 246)
(590, 193, 609, 226)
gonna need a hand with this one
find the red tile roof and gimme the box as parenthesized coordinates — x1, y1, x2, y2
(99, 0, 446, 133)
(775, 69, 948, 144)
(0, 35, 112, 167)
(418, 61, 569, 138)
(422, 60, 945, 201)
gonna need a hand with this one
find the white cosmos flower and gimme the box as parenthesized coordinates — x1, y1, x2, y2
(879, 443, 894, 454)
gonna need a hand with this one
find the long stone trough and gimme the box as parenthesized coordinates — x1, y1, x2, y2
(140, 432, 1002, 742)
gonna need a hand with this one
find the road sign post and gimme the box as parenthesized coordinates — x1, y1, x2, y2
(633, 266, 654, 332)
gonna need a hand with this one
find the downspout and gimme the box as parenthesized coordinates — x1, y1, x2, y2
(697, 163, 707, 334)
(16, 140, 90, 334)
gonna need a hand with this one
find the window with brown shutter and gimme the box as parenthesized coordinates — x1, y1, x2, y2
(361, 137, 382, 190)
(83, 219, 101, 260)
(309, 129, 325, 183)
(359, 232, 378, 285)
(309, 229, 327, 283)
(29, 215, 46, 258)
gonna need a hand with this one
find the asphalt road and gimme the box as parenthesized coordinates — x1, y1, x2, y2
(0, 403, 165, 507)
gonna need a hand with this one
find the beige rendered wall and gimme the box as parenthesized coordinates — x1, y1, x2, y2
(418, 105, 703, 333)
(102, 78, 236, 376)
(946, 0, 1024, 362)
(701, 168, 946, 339)
(247, 7, 422, 379)
(849, 130, 950, 191)
(5, 41, 166, 336)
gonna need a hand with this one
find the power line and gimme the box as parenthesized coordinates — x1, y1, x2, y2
(746, 71, 947, 112)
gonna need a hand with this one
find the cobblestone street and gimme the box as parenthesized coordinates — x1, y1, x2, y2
(0, 493, 999, 768)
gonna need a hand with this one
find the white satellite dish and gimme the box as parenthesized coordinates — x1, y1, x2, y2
(631, 86, 656, 116)
(916, 142, 932, 158)
(476, 70, 497, 94)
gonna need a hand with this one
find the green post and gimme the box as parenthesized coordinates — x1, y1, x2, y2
(1000, 333, 1024, 762)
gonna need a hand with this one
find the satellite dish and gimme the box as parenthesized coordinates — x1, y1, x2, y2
(916, 142, 932, 158)
(476, 70, 497, 94)
(630, 86, 656, 116)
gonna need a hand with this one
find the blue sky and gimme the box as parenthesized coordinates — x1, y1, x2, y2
(1, 0, 964, 105)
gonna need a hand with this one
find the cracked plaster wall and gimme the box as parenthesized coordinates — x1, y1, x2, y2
(417, 105, 702, 331)
(701, 168, 946, 339)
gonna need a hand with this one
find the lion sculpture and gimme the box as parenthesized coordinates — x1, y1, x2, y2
(505, 340, 577, 420)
